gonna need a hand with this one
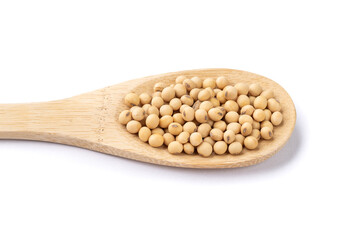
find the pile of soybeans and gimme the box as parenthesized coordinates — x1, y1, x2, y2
(118, 76, 283, 157)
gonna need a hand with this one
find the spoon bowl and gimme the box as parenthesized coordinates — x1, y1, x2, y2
(0, 69, 296, 168)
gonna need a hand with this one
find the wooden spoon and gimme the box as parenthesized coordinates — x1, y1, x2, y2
(0, 69, 296, 168)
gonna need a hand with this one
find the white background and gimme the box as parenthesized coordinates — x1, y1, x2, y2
(0, 1, 358, 239)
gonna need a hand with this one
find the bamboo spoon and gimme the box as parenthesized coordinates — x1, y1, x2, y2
(0, 69, 296, 168)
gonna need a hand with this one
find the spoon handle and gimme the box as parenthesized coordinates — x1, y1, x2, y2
(0, 102, 63, 140)
(0, 100, 97, 143)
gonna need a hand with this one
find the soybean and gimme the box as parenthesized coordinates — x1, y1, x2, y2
(271, 111, 283, 126)
(228, 142, 243, 155)
(148, 134, 164, 147)
(126, 120, 142, 134)
(168, 141, 183, 154)
(197, 142, 213, 157)
(119, 110, 132, 124)
(213, 141, 228, 155)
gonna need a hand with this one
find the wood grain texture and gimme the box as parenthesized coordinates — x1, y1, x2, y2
(0, 69, 296, 168)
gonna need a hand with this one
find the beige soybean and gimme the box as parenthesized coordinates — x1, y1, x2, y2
(146, 114, 160, 129)
(138, 127, 151, 142)
(237, 95, 250, 108)
(235, 134, 245, 145)
(152, 128, 164, 136)
(148, 134, 164, 147)
(132, 107, 145, 121)
(168, 141, 183, 154)
(183, 143, 195, 154)
(191, 77, 202, 88)
(147, 106, 159, 116)
(198, 89, 211, 101)
(227, 122, 241, 134)
(224, 100, 239, 112)
(197, 142, 213, 157)
(225, 111, 239, 123)
(208, 107, 224, 121)
(125, 93, 140, 107)
(207, 87, 216, 97)
(224, 130, 235, 144)
(253, 96, 267, 110)
(130, 105, 141, 112)
(271, 111, 283, 126)
(163, 133, 175, 146)
(210, 128, 223, 141)
(183, 122, 197, 133)
(199, 101, 213, 112)
(151, 96, 164, 108)
(239, 115, 253, 124)
(216, 91, 226, 103)
(260, 89, 274, 99)
(192, 100, 201, 111)
(244, 136, 258, 150)
(195, 109, 208, 123)
(249, 96, 255, 105)
(213, 89, 221, 94)
(142, 103, 151, 110)
(169, 98, 182, 111)
(174, 84, 187, 97)
(250, 129, 261, 140)
(126, 120, 142, 134)
(252, 121, 260, 130)
(177, 131, 190, 144)
(182, 106, 195, 121)
(224, 86, 238, 101)
(142, 104, 151, 117)
(267, 98, 281, 112)
(240, 105, 255, 115)
(241, 122, 253, 136)
(213, 120, 227, 131)
(180, 104, 190, 113)
(168, 122, 183, 136)
(139, 93, 152, 105)
(228, 142, 243, 155)
(264, 109, 272, 121)
(218, 106, 226, 116)
(261, 127, 273, 140)
(190, 132, 203, 147)
(261, 120, 274, 131)
(213, 141, 228, 155)
(180, 95, 194, 106)
(160, 105, 173, 117)
(176, 75, 187, 84)
(154, 82, 166, 92)
(249, 83, 262, 96)
(119, 110, 132, 124)
(216, 76, 229, 89)
(173, 113, 185, 125)
(190, 88, 201, 100)
(197, 123, 211, 138)
(202, 78, 216, 89)
(235, 83, 249, 95)
(183, 79, 196, 91)
(203, 136, 215, 146)
(253, 109, 265, 122)
(209, 97, 220, 107)
(159, 115, 173, 128)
